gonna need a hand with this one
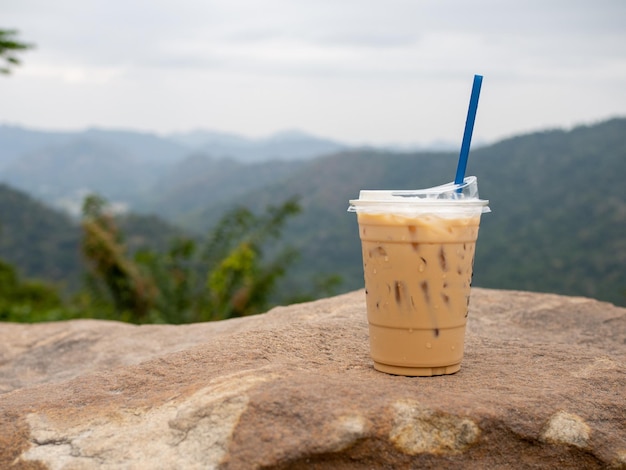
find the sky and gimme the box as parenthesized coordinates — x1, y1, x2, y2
(2, 0, 626, 146)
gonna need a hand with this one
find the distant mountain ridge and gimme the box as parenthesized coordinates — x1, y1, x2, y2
(0, 125, 189, 169)
(168, 128, 348, 162)
(0, 123, 449, 210)
(0, 124, 461, 216)
(0, 125, 350, 214)
(0, 124, 347, 168)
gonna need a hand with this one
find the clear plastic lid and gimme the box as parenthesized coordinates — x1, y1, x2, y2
(348, 176, 490, 214)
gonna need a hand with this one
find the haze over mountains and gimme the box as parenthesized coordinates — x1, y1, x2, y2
(0, 125, 459, 216)
(0, 125, 350, 215)
(0, 118, 625, 307)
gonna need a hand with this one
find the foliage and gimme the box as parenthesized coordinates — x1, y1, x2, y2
(81, 194, 158, 322)
(0, 184, 340, 324)
(0, 183, 83, 290)
(0, 259, 77, 322)
(199, 199, 301, 320)
(0, 29, 33, 74)
(79, 194, 304, 324)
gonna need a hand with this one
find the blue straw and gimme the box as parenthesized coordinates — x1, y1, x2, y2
(454, 74, 483, 185)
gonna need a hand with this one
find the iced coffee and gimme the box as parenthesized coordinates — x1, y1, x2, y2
(349, 177, 489, 376)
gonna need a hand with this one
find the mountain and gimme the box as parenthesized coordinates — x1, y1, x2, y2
(0, 125, 76, 169)
(0, 125, 191, 214)
(0, 124, 466, 220)
(0, 183, 82, 290)
(168, 128, 348, 163)
(79, 128, 190, 164)
(137, 154, 305, 227)
(0, 125, 189, 169)
(188, 118, 626, 306)
(472, 118, 626, 304)
(0, 184, 183, 291)
(0, 125, 349, 215)
(1, 118, 624, 307)
(167, 129, 253, 150)
(1, 138, 166, 214)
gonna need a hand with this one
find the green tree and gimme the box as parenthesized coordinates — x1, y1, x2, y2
(81, 194, 158, 322)
(80, 194, 303, 324)
(200, 198, 301, 320)
(0, 29, 33, 74)
(0, 259, 68, 322)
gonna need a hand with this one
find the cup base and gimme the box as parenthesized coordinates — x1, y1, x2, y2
(373, 361, 461, 377)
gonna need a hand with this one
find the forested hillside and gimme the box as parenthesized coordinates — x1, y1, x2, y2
(467, 118, 626, 304)
(0, 184, 182, 291)
(1, 118, 625, 307)
(135, 155, 305, 226)
(0, 183, 81, 291)
(197, 118, 626, 306)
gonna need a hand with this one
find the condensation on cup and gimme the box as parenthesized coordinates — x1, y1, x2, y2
(349, 176, 490, 376)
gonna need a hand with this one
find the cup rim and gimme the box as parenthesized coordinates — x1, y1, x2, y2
(348, 198, 489, 213)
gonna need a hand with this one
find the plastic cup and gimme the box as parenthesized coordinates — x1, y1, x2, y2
(349, 177, 489, 376)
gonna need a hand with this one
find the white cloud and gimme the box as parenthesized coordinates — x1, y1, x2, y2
(2, 0, 625, 144)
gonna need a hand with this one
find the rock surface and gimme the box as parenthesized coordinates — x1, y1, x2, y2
(1, 288, 625, 469)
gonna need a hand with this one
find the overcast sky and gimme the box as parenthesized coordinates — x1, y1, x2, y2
(2, 0, 626, 145)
